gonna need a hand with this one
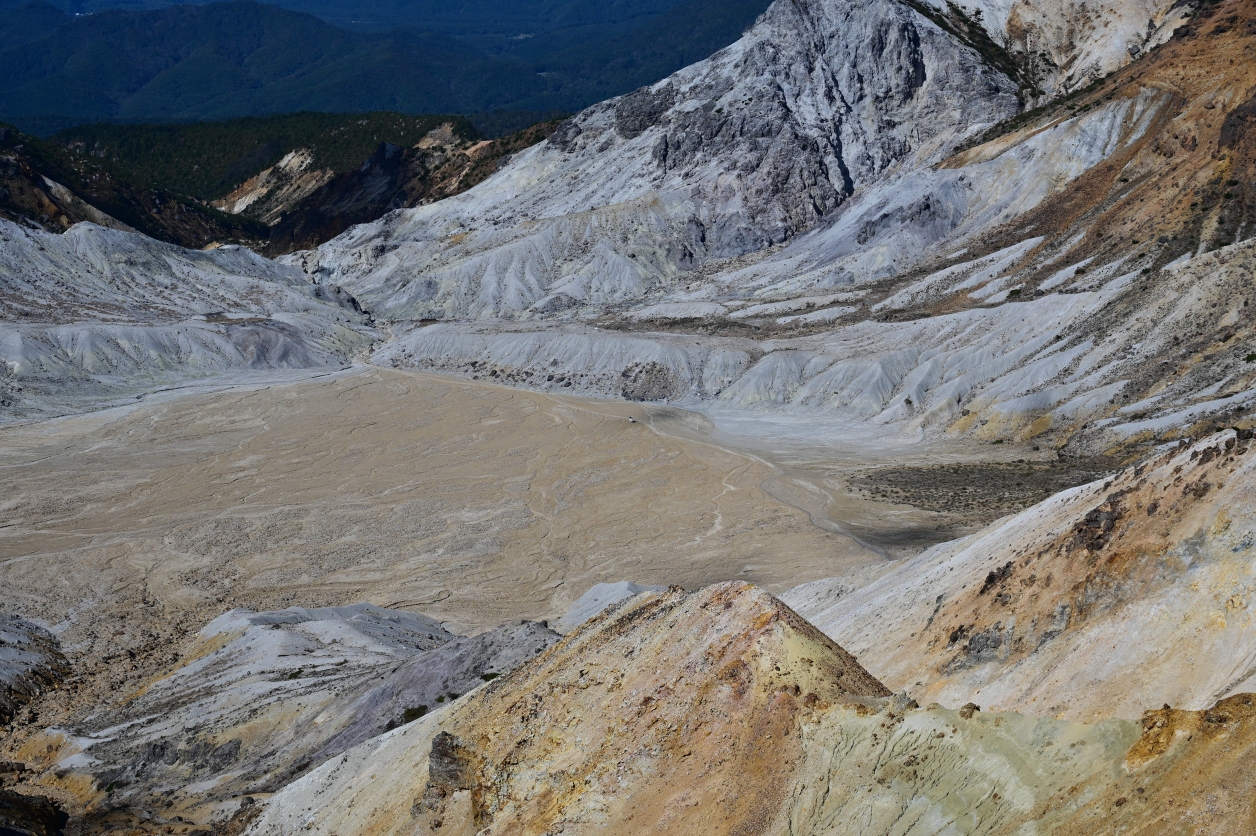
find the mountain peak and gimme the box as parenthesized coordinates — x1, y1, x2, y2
(249, 582, 891, 835)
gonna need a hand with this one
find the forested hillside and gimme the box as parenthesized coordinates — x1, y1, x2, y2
(56, 113, 477, 201)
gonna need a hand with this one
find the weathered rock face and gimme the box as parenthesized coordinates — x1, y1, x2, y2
(266, 141, 412, 254)
(262, 120, 562, 256)
(921, 0, 1188, 95)
(246, 582, 1256, 836)
(786, 430, 1256, 721)
(14, 604, 559, 830)
(0, 615, 67, 726)
(305, 0, 1020, 320)
(0, 219, 377, 421)
(780, 691, 1256, 836)
(213, 148, 337, 227)
(295, 0, 1192, 328)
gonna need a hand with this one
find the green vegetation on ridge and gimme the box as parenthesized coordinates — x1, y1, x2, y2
(1, 121, 265, 247)
(57, 112, 479, 202)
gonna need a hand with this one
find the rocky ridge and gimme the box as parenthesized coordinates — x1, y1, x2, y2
(786, 428, 1256, 720)
(248, 583, 891, 836)
(248, 583, 1256, 836)
(299, 0, 1022, 320)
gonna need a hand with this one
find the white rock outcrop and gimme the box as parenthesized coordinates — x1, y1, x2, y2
(0, 220, 377, 419)
(42, 603, 558, 819)
(304, 0, 1021, 320)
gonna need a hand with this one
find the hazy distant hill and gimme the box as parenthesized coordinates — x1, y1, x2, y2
(0, 0, 770, 135)
(4, 0, 691, 38)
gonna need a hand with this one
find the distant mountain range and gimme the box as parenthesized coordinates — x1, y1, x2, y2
(0, 0, 771, 135)
(3, 0, 687, 36)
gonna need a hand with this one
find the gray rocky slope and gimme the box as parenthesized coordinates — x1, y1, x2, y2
(0, 220, 376, 421)
(284, 0, 1254, 460)
(298, 0, 1188, 324)
(47, 604, 558, 824)
(296, 0, 1022, 321)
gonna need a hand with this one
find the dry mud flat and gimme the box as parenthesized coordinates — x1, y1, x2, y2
(0, 366, 888, 731)
(643, 406, 1108, 557)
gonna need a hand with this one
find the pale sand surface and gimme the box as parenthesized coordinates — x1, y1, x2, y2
(0, 366, 884, 653)
(640, 402, 1049, 555)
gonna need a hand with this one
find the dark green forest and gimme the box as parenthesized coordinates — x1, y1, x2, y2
(0, 121, 266, 244)
(57, 112, 477, 200)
